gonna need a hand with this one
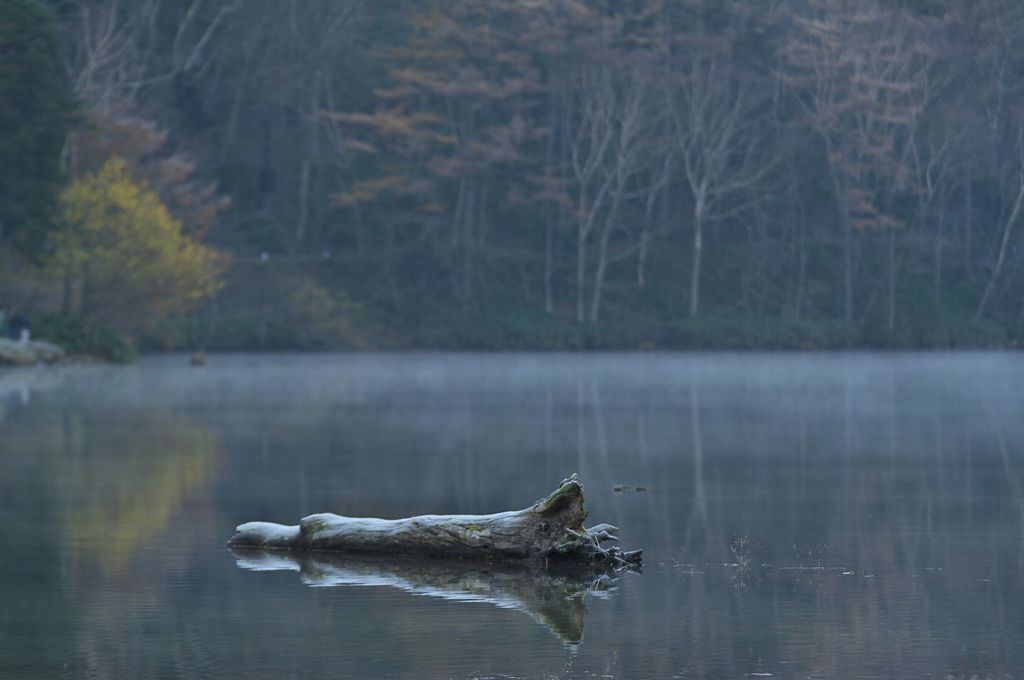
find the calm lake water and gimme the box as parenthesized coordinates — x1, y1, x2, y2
(1, 353, 1022, 679)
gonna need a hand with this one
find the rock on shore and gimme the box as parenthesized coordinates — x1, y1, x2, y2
(0, 339, 65, 366)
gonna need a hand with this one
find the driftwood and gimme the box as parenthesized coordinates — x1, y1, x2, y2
(232, 549, 629, 644)
(227, 474, 642, 568)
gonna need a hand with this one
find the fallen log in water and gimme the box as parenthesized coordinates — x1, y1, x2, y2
(227, 474, 642, 568)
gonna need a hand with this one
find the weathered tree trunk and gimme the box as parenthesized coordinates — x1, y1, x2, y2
(228, 474, 641, 568)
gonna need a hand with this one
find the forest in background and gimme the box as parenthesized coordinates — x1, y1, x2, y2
(4, 0, 1024, 354)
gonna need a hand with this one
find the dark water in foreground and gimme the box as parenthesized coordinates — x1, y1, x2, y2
(1, 353, 1022, 679)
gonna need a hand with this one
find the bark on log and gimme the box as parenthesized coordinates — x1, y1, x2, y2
(227, 474, 642, 568)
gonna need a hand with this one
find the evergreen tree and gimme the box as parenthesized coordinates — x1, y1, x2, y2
(0, 0, 75, 253)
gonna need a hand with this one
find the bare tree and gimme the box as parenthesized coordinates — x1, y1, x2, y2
(568, 65, 617, 323)
(911, 120, 960, 311)
(780, 0, 931, 328)
(566, 59, 666, 323)
(668, 28, 777, 318)
(975, 129, 1024, 321)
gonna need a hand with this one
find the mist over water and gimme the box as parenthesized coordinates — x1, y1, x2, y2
(2, 353, 1022, 679)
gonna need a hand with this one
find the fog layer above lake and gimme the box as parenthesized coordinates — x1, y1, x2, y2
(1, 353, 1022, 679)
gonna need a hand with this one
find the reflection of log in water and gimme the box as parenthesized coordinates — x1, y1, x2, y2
(232, 549, 631, 645)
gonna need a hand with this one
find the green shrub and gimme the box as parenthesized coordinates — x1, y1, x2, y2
(33, 313, 135, 362)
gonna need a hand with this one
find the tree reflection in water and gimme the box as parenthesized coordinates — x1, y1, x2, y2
(2, 355, 1023, 679)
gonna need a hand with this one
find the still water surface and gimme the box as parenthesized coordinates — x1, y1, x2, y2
(1, 353, 1022, 679)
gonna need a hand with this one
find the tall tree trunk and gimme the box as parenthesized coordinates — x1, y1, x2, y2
(461, 187, 476, 308)
(689, 199, 705, 318)
(554, 119, 570, 314)
(221, 44, 253, 163)
(296, 157, 312, 247)
(384, 222, 401, 312)
(576, 228, 587, 323)
(544, 221, 555, 314)
(637, 230, 650, 288)
(543, 93, 559, 314)
(795, 204, 807, 321)
(933, 206, 943, 311)
(589, 195, 622, 323)
(258, 262, 268, 350)
(842, 205, 854, 324)
(826, 140, 855, 323)
(295, 72, 320, 249)
(575, 177, 590, 324)
(451, 179, 468, 306)
(887, 228, 896, 336)
(975, 163, 1024, 322)
(637, 166, 667, 289)
(965, 168, 973, 279)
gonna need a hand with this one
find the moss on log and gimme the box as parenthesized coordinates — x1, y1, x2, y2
(227, 474, 642, 568)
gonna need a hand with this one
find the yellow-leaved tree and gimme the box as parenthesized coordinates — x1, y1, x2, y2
(54, 158, 224, 333)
